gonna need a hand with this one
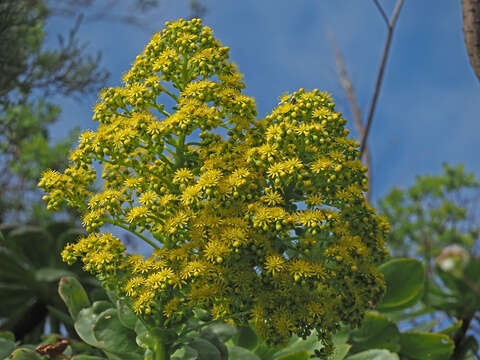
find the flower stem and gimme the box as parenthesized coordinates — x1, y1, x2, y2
(104, 218, 160, 250)
(154, 333, 168, 360)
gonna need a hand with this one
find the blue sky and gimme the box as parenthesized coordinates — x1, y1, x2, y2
(47, 0, 480, 204)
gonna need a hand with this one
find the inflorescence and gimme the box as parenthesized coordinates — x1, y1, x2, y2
(38, 18, 389, 357)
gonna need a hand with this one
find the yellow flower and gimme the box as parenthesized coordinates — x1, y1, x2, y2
(310, 158, 332, 173)
(181, 260, 207, 279)
(139, 191, 158, 205)
(295, 210, 323, 228)
(264, 254, 286, 276)
(125, 277, 144, 296)
(267, 162, 286, 179)
(126, 206, 151, 223)
(197, 169, 222, 190)
(181, 185, 202, 205)
(261, 188, 283, 206)
(163, 297, 182, 318)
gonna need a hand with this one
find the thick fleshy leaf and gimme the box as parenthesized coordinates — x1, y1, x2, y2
(254, 343, 278, 360)
(93, 308, 143, 358)
(116, 300, 137, 330)
(232, 325, 258, 350)
(329, 344, 351, 360)
(439, 320, 462, 335)
(332, 327, 350, 345)
(74, 302, 113, 347)
(350, 313, 400, 353)
(345, 349, 399, 360)
(0, 337, 15, 358)
(200, 330, 228, 360)
(410, 319, 437, 332)
(171, 345, 199, 360)
(75, 307, 103, 347)
(58, 276, 91, 321)
(7, 227, 51, 267)
(103, 350, 126, 360)
(8, 348, 42, 359)
(377, 259, 424, 312)
(276, 350, 310, 360)
(36, 267, 76, 282)
(228, 345, 261, 360)
(188, 338, 221, 360)
(205, 323, 237, 342)
(0, 331, 14, 341)
(136, 331, 154, 351)
(272, 332, 319, 358)
(399, 332, 454, 360)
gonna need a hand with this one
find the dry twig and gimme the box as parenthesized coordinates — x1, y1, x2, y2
(329, 35, 373, 200)
(360, 0, 404, 157)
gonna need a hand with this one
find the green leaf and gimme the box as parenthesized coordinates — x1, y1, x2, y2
(0, 337, 15, 359)
(75, 307, 104, 347)
(228, 345, 261, 360)
(71, 356, 107, 360)
(171, 345, 199, 360)
(35, 267, 75, 282)
(74, 302, 113, 348)
(92, 301, 113, 314)
(399, 331, 454, 360)
(93, 308, 143, 358)
(350, 313, 400, 353)
(188, 338, 221, 360)
(58, 276, 91, 321)
(205, 322, 237, 342)
(7, 227, 51, 267)
(9, 348, 42, 359)
(272, 332, 319, 358)
(276, 350, 310, 360)
(200, 330, 228, 360)
(438, 320, 462, 336)
(332, 326, 350, 345)
(435, 267, 465, 294)
(329, 344, 351, 360)
(116, 300, 137, 330)
(410, 319, 437, 332)
(383, 306, 435, 322)
(104, 350, 127, 360)
(345, 349, 399, 360)
(105, 290, 118, 304)
(135, 331, 154, 351)
(377, 259, 424, 312)
(0, 331, 15, 341)
(232, 325, 258, 350)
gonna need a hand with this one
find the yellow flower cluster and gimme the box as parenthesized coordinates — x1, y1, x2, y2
(38, 18, 389, 356)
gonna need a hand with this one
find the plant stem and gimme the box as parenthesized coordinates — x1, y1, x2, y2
(175, 133, 186, 168)
(154, 334, 168, 360)
(104, 218, 160, 250)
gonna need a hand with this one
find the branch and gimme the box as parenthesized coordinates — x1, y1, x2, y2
(360, 0, 404, 157)
(103, 218, 160, 250)
(462, 0, 480, 82)
(372, 0, 390, 26)
(329, 34, 373, 201)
